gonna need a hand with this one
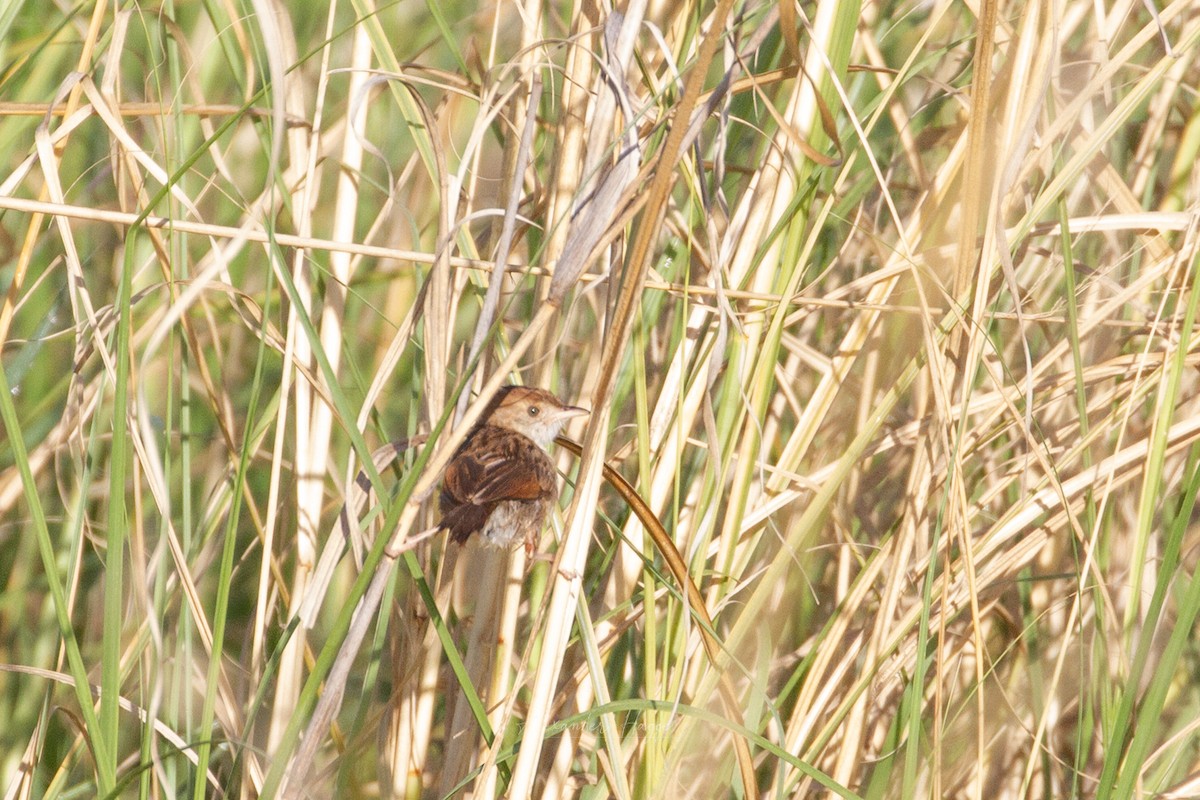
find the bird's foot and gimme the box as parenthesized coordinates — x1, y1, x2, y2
(522, 546, 579, 580)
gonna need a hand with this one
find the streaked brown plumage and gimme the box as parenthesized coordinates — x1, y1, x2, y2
(438, 386, 588, 554)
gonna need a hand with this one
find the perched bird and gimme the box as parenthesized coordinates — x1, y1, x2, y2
(438, 386, 588, 555)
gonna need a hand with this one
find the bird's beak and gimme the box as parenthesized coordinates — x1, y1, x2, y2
(560, 405, 589, 419)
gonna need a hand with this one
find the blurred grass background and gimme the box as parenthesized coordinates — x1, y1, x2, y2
(2, 0, 1200, 798)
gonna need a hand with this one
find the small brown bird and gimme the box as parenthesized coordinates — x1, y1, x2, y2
(438, 386, 588, 555)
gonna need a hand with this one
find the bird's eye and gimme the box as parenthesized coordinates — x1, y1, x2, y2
(528, 406, 540, 416)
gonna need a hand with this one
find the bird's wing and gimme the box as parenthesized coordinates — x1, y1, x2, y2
(442, 448, 551, 505)
(439, 434, 556, 543)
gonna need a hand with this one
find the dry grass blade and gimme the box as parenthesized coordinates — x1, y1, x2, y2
(5, 2, 1200, 799)
(554, 436, 759, 790)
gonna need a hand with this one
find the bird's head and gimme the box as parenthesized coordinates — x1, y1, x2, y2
(483, 386, 589, 448)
